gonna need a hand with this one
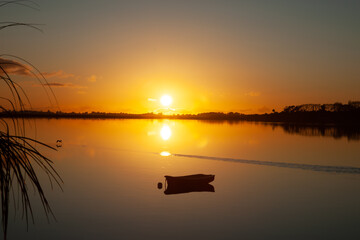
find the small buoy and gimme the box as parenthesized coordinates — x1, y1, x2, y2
(157, 182, 163, 189)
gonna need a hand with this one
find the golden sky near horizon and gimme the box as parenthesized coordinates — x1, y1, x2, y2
(1, 0, 360, 114)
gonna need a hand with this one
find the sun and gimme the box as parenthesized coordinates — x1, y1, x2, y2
(160, 95, 173, 107)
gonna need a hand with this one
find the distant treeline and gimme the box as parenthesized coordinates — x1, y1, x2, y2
(1, 101, 359, 124)
(282, 101, 360, 113)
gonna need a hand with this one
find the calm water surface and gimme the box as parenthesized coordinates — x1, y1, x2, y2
(7, 119, 360, 239)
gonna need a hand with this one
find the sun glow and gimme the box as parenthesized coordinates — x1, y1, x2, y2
(160, 95, 173, 107)
(160, 151, 171, 157)
(160, 125, 172, 141)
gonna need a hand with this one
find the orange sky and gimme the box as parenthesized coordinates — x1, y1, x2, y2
(1, 1, 359, 114)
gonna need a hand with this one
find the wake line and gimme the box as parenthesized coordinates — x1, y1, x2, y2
(58, 143, 360, 175)
(172, 153, 360, 175)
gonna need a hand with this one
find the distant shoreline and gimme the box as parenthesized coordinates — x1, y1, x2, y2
(2, 108, 360, 140)
(1, 110, 359, 125)
(1, 101, 360, 124)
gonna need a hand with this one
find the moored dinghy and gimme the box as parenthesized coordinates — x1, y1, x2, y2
(161, 174, 215, 195)
(164, 182, 214, 195)
(165, 174, 215, 185)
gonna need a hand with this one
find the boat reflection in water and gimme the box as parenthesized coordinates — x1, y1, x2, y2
(158, 174, 215, 195)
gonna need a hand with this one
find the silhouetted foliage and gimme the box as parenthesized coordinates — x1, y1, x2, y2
(1, 101, 359, 124)
(0, 1, 62, 239)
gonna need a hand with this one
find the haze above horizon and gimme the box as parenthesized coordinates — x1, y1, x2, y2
(1, 0, 359, 114)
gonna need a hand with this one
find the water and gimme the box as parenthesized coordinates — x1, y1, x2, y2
(6, 119, 360, 239)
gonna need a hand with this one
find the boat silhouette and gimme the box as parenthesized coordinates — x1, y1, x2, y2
(161, 174, 215, 195)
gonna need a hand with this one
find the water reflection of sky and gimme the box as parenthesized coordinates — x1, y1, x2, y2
(7, 119, 360, 240)
(160, 124, 172, 141)
(160, 151, 171, 157)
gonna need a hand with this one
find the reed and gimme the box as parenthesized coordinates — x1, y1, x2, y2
(0, 1, 62, 239)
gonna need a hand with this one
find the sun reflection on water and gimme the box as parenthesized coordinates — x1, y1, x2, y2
(160, 151, 171, 156)
(160, 125, 172, 141)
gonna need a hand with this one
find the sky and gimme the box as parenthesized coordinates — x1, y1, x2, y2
(1, 0, 359, 114)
